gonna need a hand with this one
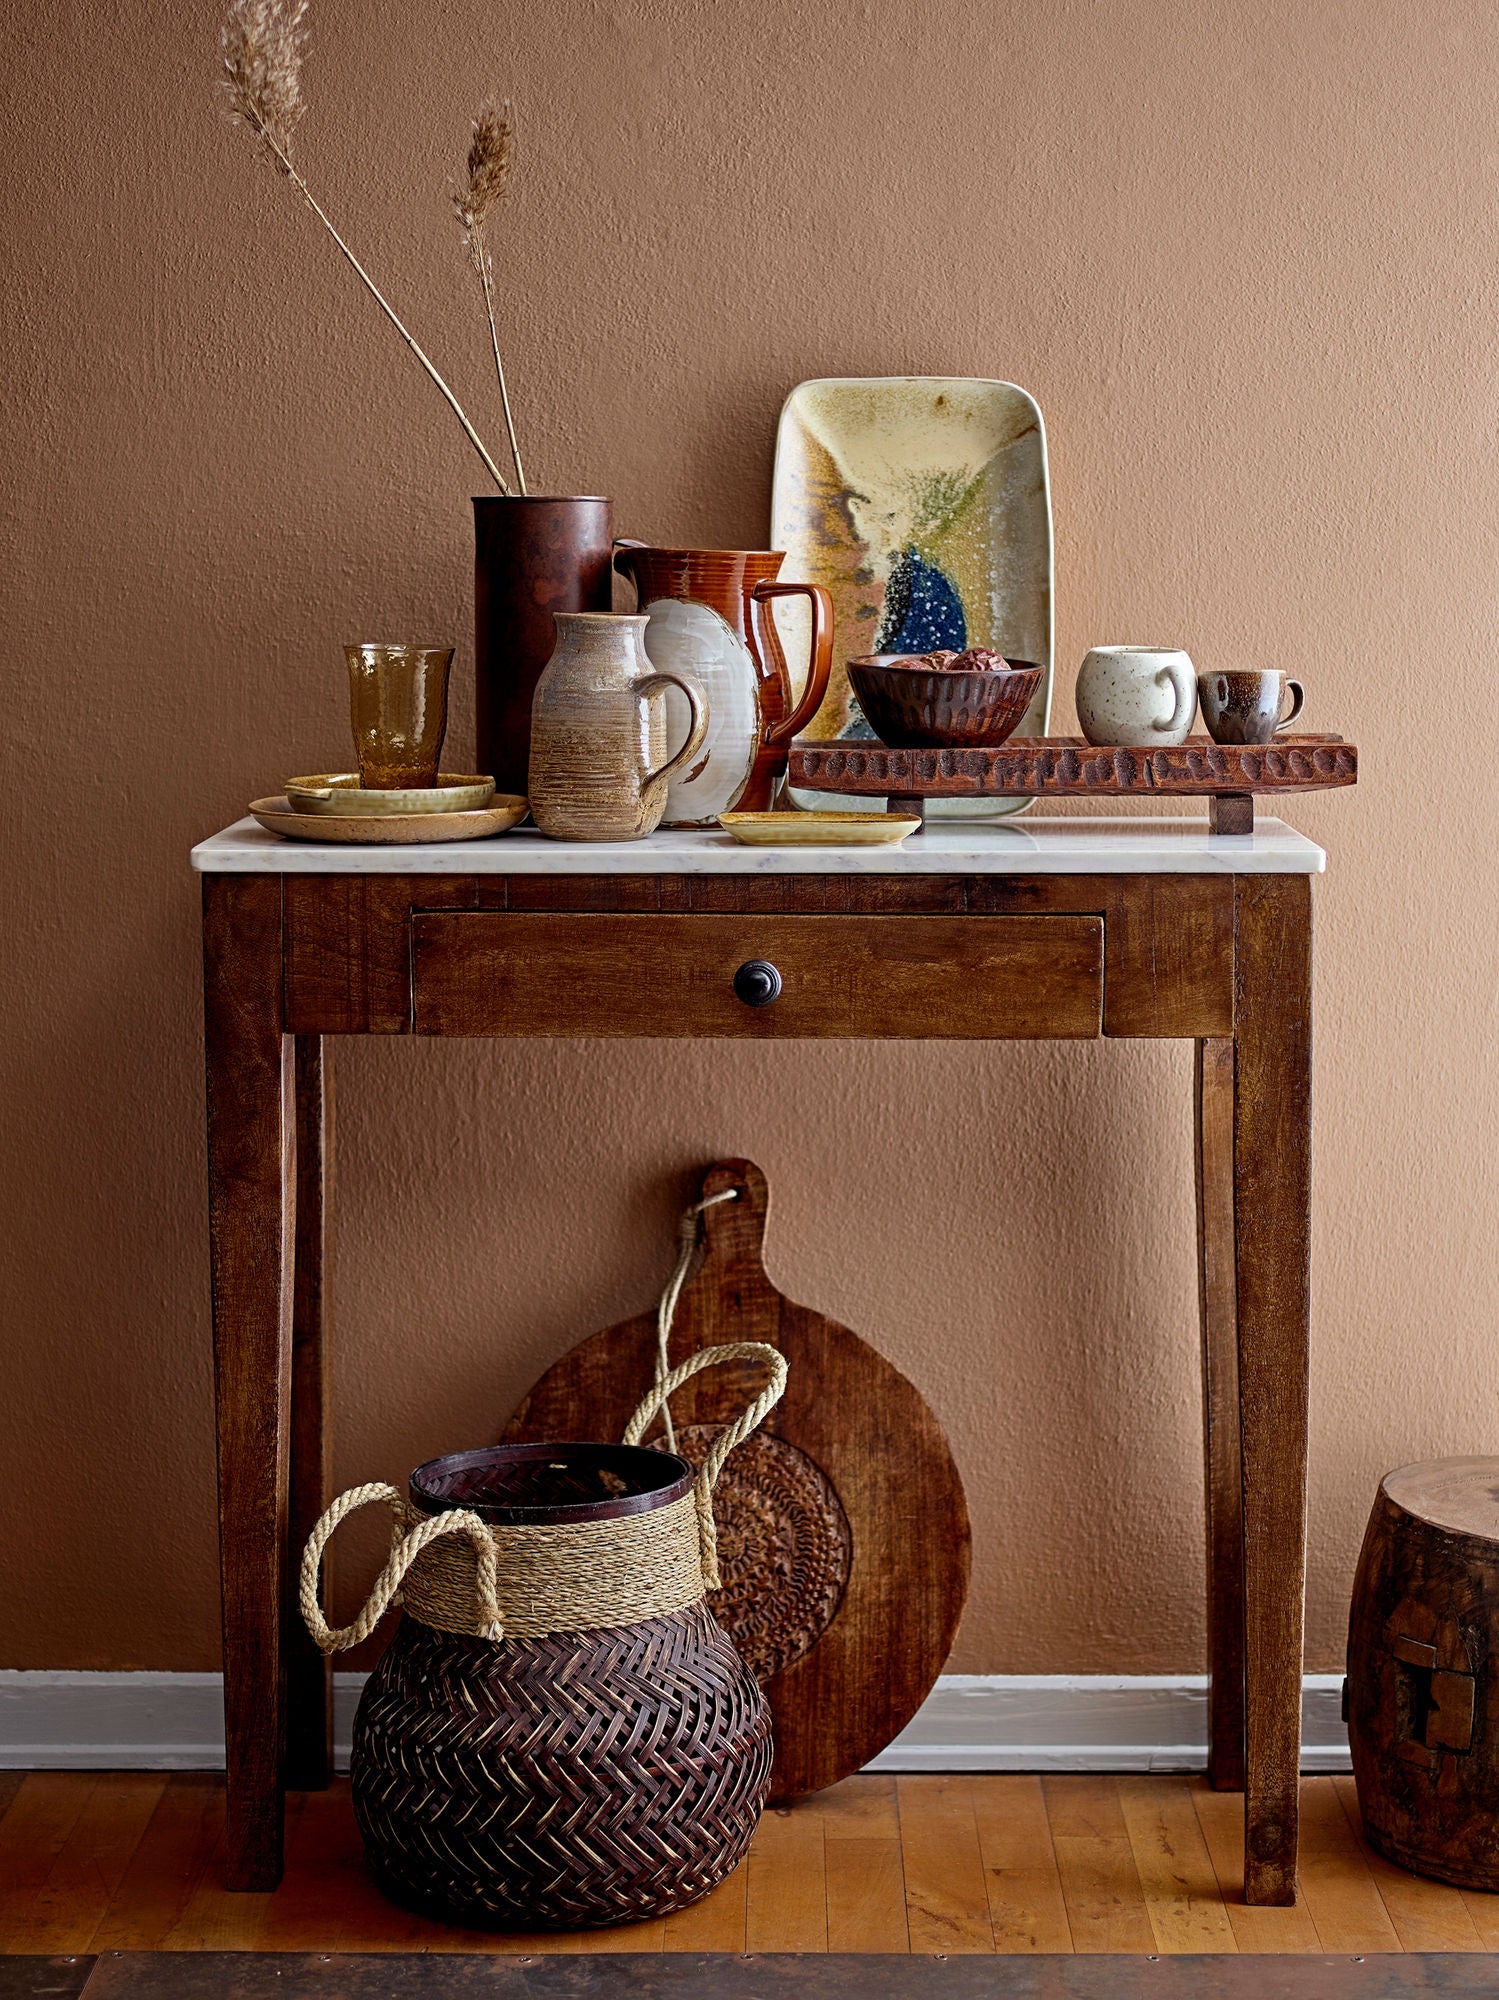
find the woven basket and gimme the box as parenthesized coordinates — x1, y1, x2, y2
(300, 1342, 786, 1928)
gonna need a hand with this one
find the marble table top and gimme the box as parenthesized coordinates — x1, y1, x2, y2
(192, 814, 1326, 876)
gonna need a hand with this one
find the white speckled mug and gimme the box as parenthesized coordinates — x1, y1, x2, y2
(1075, 646, 1197, 748)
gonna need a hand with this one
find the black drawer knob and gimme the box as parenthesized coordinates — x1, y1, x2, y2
(733, 959, 782, 1008)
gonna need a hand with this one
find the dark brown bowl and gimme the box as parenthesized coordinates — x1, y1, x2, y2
(847, 655, 1043, 749)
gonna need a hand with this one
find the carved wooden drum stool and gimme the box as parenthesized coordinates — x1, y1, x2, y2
(300, 1344, 785, 1927)
(1346, 1458, 1499, 1890)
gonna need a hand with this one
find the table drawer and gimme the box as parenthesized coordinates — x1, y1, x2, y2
(410, 912, 1104, 1038)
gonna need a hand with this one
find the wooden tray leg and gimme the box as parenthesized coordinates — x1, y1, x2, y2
(1210, 793, 1255, 836)
(887, 793, 926, 831)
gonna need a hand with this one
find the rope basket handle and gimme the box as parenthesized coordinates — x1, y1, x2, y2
(622, 1340, 788, 1588)
(298, 1479, 503, 1654)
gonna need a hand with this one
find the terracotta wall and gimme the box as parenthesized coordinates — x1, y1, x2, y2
(4, 0, 1493, 1676)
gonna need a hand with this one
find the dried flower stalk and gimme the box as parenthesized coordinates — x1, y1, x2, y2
(455, 97, 527, 495)
(220, 0, 509, 492)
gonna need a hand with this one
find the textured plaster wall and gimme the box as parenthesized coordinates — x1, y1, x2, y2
(3, 0, 1495, 1675)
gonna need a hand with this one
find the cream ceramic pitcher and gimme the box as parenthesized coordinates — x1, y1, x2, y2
(528, 613, 708, 841)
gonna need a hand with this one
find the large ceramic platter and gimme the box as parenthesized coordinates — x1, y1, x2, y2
(770, 376, 1053, 816)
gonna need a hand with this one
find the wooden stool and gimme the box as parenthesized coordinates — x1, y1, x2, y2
(1347, 1458, 1499, 1889)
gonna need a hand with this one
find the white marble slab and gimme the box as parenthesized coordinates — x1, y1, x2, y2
(191, 815, 1325, 876)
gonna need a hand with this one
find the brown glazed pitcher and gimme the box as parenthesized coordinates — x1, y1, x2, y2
(613, 547, 833, 822)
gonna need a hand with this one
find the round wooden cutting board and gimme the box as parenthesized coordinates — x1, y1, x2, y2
(502, 1158, 971, 1799)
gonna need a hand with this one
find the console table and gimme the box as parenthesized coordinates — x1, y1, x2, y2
(193, 814, 1321, 1906)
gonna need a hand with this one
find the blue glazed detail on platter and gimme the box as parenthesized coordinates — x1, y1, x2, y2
(769, 376, 1054, 817)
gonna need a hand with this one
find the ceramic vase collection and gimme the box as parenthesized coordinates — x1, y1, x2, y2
(527, 613, 708, 842)
(613, 546, 833, 824)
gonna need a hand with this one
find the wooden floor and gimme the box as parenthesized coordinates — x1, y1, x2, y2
(0, 1771, 1496, 1958)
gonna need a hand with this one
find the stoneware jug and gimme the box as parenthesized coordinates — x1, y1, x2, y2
(529, 612, 708, 842)
(1075, 645, 1197, 748)
(613, 546, 833, 824)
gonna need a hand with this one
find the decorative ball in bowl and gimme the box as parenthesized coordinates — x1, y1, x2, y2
(846, 650, 1043, 749)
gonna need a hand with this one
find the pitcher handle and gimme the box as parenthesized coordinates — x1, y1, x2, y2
(752, 581, 834, 746)
(637, 671, 709, 792)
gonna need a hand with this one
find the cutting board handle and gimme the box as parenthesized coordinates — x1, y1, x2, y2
(692, 1159, 778, 1301)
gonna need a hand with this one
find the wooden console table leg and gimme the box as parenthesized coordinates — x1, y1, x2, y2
(1195, 1036, 1246, 1791)
(1232, 874, 1312, 1905)
(285, 1036, 332, 1790)
(203, 874, 294, 1890)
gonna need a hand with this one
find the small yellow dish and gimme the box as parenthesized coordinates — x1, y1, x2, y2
(718, 810, 920, 846)
(285, 773, 495, 816)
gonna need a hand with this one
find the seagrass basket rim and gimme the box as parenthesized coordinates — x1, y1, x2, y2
(410, 1439, 695, 1525)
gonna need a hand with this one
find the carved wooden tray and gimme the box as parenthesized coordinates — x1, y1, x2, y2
(788, 733, 1357, 833)
(502, 1159, 971, 1800)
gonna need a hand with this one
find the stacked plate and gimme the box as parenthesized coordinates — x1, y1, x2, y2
(249, 774, 528, 845)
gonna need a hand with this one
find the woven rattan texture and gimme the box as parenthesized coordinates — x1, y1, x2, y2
(352, 1603, 772, 1927)
(396, 1489, 705, 1638)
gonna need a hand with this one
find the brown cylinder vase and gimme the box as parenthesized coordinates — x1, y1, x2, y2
(474, 497, 614, 797)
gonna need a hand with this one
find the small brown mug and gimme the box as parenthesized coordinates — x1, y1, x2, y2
(346, 644, 454, 787)
(1197, 668, 1304, 746)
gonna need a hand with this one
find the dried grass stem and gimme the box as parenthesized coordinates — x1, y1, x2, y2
(221, 0, 508, 492)
(456, 97, 527, 494)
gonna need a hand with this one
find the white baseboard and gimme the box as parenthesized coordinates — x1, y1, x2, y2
(0, 1671, 1349, 1774)
(866, 1674, 1349, 1773)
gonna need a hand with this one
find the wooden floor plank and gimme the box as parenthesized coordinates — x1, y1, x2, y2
(1192, 1781, 1321, 1951)
(661, 1858, 748, 1953)
(1460, 1881, 1499, 1948)
(970, 1775, 1072, 1953)
(91, 1777, 220, 1951)
(16, 1766, 1492, 1960)
(258, 1785, 436, 1953)
(12, 1774, 166, 1953)
(160, 1785, 294, 1949)
(823, 1777, 907, 1953)
(744, 1800, 826, 1953)
(1042, 1775, 1155, 1953)
(897, 1775, 992, 1954)
(0, 1776, 99, 1947)
(1116, 1775, 1236, 1953)
(1332, 1773, 1485, 1952)
(1295, 1776, 1402, 1954)
(569, 1916, 667, 1954)
(0, 1774, 24, 1823)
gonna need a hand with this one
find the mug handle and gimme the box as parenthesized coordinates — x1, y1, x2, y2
(1275, 680, 1305, 734)
(751, 581, 834, 746)
(637, 671, 709, 792)
(1151, 657, 1197, 735)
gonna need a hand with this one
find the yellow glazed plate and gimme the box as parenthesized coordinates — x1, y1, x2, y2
(284, 772, 495, 815)
(770, 377, 1053, 819)
(250, 795, 527, 844)
(718, 811, 920, 847)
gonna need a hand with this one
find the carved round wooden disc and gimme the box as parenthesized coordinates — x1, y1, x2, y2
(664, 1424, 852, 1685)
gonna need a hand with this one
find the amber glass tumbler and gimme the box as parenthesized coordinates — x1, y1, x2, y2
(346, 644, 454, 788)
